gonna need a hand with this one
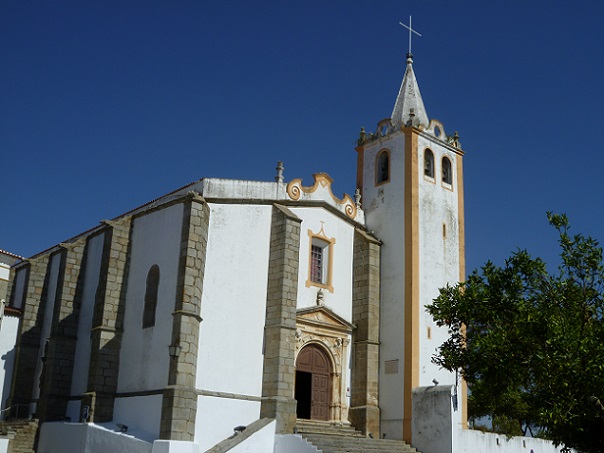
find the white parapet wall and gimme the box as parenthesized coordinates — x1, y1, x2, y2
(37, 422, 152, 453)
(0, 437, 9, 453)
(151, 440, 201, 453)
(274, 434, 320, 453)
(412, 385, 572, 453)
(0, 315, 19, 411)
(456, 428, 572, 453)
(205, 418, 276, 453)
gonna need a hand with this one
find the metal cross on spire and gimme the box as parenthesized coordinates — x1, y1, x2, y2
(399, 16, 422, 56)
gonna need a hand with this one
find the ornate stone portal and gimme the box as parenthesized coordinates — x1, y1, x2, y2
(295, 306, 353, 424)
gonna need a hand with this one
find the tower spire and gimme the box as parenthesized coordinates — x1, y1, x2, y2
(391, 18, 429, 128)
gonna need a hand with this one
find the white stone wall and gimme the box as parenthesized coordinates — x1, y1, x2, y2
(37, 422, 152, 453)
(194, 395, 261, 451)
(228, 419, 276, 453)
(0, 315, 19, 410)
(0, 264, 9, 290)
(7, 266, 27, 309)
(361, 127, 465, 438)
(456, 429, 571, 453)
(274, 434, 320, 453)
(292, 206, 354, 322)
(196, 203, 270, 394)
(292, 206, 355, 417)
(151, 440, 201, 453)
(67, 231, 106, 422)
(194, 203, 272, 450)
(113, 395, 163, 442)
(361, 131, 407, 439)
(412, 385, 571, 453)
(118, 203, 184, 394)
(416, 133, 463, 411)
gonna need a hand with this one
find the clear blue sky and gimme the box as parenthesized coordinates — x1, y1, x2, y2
(2, 1, 603, 276)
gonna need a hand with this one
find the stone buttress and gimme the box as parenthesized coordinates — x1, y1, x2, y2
(37, 240, 86, 421)
(349, 228, 381, 436)
(8, 256, 49, 415)
(160, 192, 209, 441)
(260, 204, 302, 433)
(81, 216, 132, 422)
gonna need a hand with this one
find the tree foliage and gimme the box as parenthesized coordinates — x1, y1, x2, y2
(427, 213, 604, 453)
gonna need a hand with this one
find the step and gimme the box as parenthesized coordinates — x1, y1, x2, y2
(296, 420, 419, 453)
(303, 436, 417, 450)
(296, 425, 364, 437)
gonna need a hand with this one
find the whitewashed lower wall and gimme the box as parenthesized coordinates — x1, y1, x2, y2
(456, 428, 571, 453)
(228, 419, 276, 453)
(151, 440, 201, 453)
(412, 385, 455, 453)
(194, 395, 260, 452)
(412, 385, 572, 453)
(37, 422, 152, 453)
(113, 395, 163, 442)
(0, 315, 19, 411)
(274, 434, 320, 453)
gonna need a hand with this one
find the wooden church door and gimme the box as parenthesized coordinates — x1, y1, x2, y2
(295, 344, 331, 421)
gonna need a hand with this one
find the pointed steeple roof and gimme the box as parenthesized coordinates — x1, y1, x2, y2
(391, 54, 429, 128)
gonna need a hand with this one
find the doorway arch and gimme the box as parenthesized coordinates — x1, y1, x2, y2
(295, 344, 332, 421)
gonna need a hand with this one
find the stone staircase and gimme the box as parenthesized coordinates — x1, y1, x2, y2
(296, 420, 419, 453)
(0, 419, 39, 453)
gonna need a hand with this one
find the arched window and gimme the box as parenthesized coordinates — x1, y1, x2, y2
(143, 265, 160, 328)
(442, 156, 452, 185)
(424, 149, 434, 178)
(376, 150, 390, 185)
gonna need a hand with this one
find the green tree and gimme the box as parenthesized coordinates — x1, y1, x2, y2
(427, 213, 604, 453)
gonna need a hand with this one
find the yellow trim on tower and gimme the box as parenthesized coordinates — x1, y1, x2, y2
(403, 126, 420, 444)
(456, 151, 468, 428)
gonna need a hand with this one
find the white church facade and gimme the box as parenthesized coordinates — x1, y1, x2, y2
(2, 53, 569, 453)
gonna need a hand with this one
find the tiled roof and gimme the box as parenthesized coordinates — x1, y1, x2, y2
(0, 249, 24, 260)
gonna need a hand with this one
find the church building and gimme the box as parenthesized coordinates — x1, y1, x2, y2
(4, 50, 470, 453)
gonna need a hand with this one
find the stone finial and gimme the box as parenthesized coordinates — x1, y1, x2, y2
(354, 188, 362, 209)
(406, 108, 416, 127)
(316, 289, 324, 306)
(357, 127, 367, 146)
(275, 161, 284, 183)
(453, 131, 461, 149)
(447, 131, 462, 149)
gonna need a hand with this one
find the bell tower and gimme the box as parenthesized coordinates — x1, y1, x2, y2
(355, 51, 466, 442)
